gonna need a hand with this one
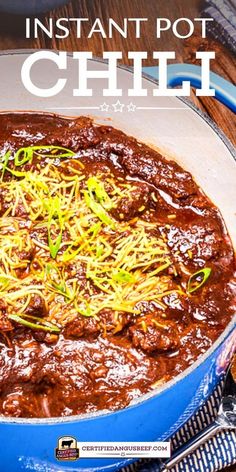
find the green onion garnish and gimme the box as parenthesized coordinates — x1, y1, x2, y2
(87, 176, 113, 210)
(84, 176, 115, 228)
(0, 151, 11, 180)
(187, 267, 212, 294)
(8, 314, 60, 333)
(14, 145, 75, 166)
(46, 196, 64, 259)
(45, 263, 74, 301)
(84, 191, 115, 228)
(5, 167, 27, 177)
(112, 269, 134, 284)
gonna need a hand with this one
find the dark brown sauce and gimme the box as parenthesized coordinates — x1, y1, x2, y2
(0, 113, 235, 418)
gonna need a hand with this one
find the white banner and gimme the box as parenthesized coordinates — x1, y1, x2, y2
(78, 441, 171, 458)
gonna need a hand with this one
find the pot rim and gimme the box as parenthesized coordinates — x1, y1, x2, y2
(0, 49, 235, 425)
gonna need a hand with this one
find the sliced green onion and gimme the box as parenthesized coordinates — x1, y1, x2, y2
(48, 230, 62, 259)
(45, 263, 73, 300)
(47, 281, 73, 301)
(187, 267, 212, 294)
(76, 306, 93, 317)
(84, 191, 115, 228)
(75, 303, 100, 319)
(8, 314, 60, 333)
(14, 145, 75, 166)
(87, 221, 101, 235)
(46, 196, 64, 259)
(96, 242, 104, 258)
(5, 167, 26, 177)
(14, 147, 34, 166)
(112, 269, 134, 284)
(84, 176, 114, 228)
(0, 151, 11, 180)
(87, 176, 113, 210)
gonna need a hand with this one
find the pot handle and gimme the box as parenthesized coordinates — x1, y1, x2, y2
(143, 64, 236, 113)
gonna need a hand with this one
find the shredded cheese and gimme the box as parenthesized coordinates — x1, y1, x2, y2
(0, 150, 181, 332)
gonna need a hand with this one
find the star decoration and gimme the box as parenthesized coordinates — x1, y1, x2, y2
(127, 102, 136, 112)
(112, 100, 125, 112)
(100, 102, 109, 112)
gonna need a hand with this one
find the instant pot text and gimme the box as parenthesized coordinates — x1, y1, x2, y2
(26, 17, 212, 39)
(22, 16, 216, 98)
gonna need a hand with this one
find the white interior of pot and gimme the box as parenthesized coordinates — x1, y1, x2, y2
(1, 52, 235, 248)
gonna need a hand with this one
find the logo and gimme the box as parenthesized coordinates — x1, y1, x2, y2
(55, 438, 171, 459)
(55, 436, 79, 461)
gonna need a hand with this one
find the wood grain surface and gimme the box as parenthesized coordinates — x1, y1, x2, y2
(0, 0, 235, 143)
(0, 0, 235, 469)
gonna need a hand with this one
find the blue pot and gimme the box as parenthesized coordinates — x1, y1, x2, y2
(0, 0, 69, 15)
(0, 59, 235, 472)
(1, 323, 235, 472)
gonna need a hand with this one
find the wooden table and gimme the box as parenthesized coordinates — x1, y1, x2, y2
(0, 0, 235, 470)
(0, 0, 235, 143)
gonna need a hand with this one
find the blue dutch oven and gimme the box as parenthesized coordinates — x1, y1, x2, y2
(0, 56, 235, 471)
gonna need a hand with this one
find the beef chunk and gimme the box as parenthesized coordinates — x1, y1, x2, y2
(25, 295, 47, 317)
(49, 117, 103, 151)
(119, 152, 197, 200)
(63, 316, 100, 339)
(99, 310, 131, 333)
(0, 313, 13, 332)
(0, 301, 12, 332)
(111, 182, 152, 221)
(64, 310, 131, 340)
(163, 292, 190, 324)
(164, 216, 225, 268)
(0, 115, 102, 154)
(18, 246, 35, 263)
(190, 280, 236, 327)
(129, 315, 179, 353)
